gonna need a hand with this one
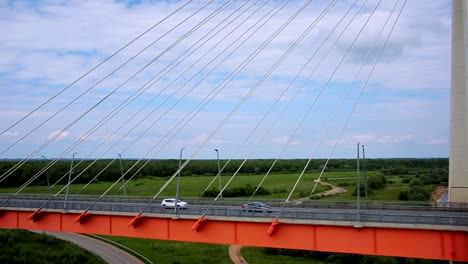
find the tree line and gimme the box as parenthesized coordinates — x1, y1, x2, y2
(263, 248, 448, 264)
(0, 229, 100, 263)
(0, 158, 448, 188)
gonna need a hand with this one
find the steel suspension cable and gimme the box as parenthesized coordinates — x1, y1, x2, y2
(198, 1, 376, 216)
(0, 0, 192, 137)
(0, 0, 215, 157)
(200, 0, 363, 198)
(0, 0, 234, 203)
(22, 0, 288, 210)
(110, 0, 290, 195)
(41, 0, 257, 193)
(249, 0, 383, 206)
(91, 0, 294, 200)
(310, 0, 407, 196)
(245, 0, 372, 201)
(0, 0, 229, 185)
(0, 0, 221, 186)
(76, 0, 314, 217)
(271, 0, 388, 220)
(70, 0, 264, 194)
(291, 0, 396, 203)
(113, 0, 318, 197)
(139, 0, 338, 218)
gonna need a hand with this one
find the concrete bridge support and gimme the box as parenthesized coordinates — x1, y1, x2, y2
(450, 0, 468, 202)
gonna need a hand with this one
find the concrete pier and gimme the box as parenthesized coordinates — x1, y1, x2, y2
(450, 0, 468, 202)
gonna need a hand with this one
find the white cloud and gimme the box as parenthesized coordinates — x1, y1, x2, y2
(211, 138, 224, 144)
(334, 133, 414, 145)
(426, 138, 448, 145)
(47, 130, 70, 141)
(0, 131, 19, 138)
(190, 133, 208, 145)
(0, 0, 451, 159)
(271, 135, 299, 145)
(272, 136, 289, 144)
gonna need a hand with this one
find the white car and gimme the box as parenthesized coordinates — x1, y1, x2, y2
(161, 198, 187, 208)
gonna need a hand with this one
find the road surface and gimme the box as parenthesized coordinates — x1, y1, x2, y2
(3, 194, 467, 227)
(41, 231, 144, 264)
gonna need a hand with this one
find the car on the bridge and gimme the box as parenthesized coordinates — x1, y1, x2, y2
(241, 202, 272, 213)
(161, 198, 187, 208)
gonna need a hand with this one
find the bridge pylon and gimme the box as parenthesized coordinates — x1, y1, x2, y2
(450, 0, 468, 202)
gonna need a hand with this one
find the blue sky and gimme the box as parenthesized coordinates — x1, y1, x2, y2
(0, 0, 452, 160)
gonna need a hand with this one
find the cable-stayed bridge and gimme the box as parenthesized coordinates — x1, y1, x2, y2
(0, 0, 467, 262)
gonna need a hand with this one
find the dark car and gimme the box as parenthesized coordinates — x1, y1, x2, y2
(241, 202, 272, 213)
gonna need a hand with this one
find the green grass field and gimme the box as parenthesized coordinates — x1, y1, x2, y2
(0, 171, 356, 199)
(324, 174, 407, 201)
(0, 170, 424, 201)
(103, 236, 326, 264)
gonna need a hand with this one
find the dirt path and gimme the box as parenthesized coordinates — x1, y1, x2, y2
(313, 181, 347, 196)
(291, 181, 347, 205)
(431, 185, 448, 202)
(229, 245, 248, 264)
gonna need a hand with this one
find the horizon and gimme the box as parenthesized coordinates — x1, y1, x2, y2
(0, 156, 450, 161)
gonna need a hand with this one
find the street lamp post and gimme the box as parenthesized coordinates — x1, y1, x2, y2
(215, 149, 222, 198)
(64, 152, 77, 210)
(118, 153, 127, 196)
(175, 148, 184, 215)
(362, 145, 368, 201)
(41, 155, 50, 191)
(356, 143, 361, 223)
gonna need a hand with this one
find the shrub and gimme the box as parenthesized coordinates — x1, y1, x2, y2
(368, 174, 387, 190)
(398, 190, 409, 201)
(409, 178, 423, 187)
(201, 185, 271, 197)
(408, 186, 429, 201)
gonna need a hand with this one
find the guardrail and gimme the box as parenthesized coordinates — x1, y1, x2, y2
(1, 195, 467, 227)
(1, 193, 467, 211)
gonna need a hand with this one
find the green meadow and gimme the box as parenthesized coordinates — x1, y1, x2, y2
(0, 172, 355, 199)
(101, 236, 328, 264)
(0, 170, 421, 202)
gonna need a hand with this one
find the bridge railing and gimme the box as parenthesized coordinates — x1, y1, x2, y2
(1, 193, 467, 211)
(1, 195, 467, 227)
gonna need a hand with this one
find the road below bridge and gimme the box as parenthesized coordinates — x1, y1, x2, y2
(35, 231, 144, 264)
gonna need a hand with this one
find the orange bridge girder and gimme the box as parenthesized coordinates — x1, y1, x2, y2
(0, 209, 467, 262)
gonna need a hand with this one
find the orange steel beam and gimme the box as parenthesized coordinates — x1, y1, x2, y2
(0, 209, 467, 261)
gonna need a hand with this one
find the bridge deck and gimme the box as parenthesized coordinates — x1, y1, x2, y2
(0, 209, 467, 261)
